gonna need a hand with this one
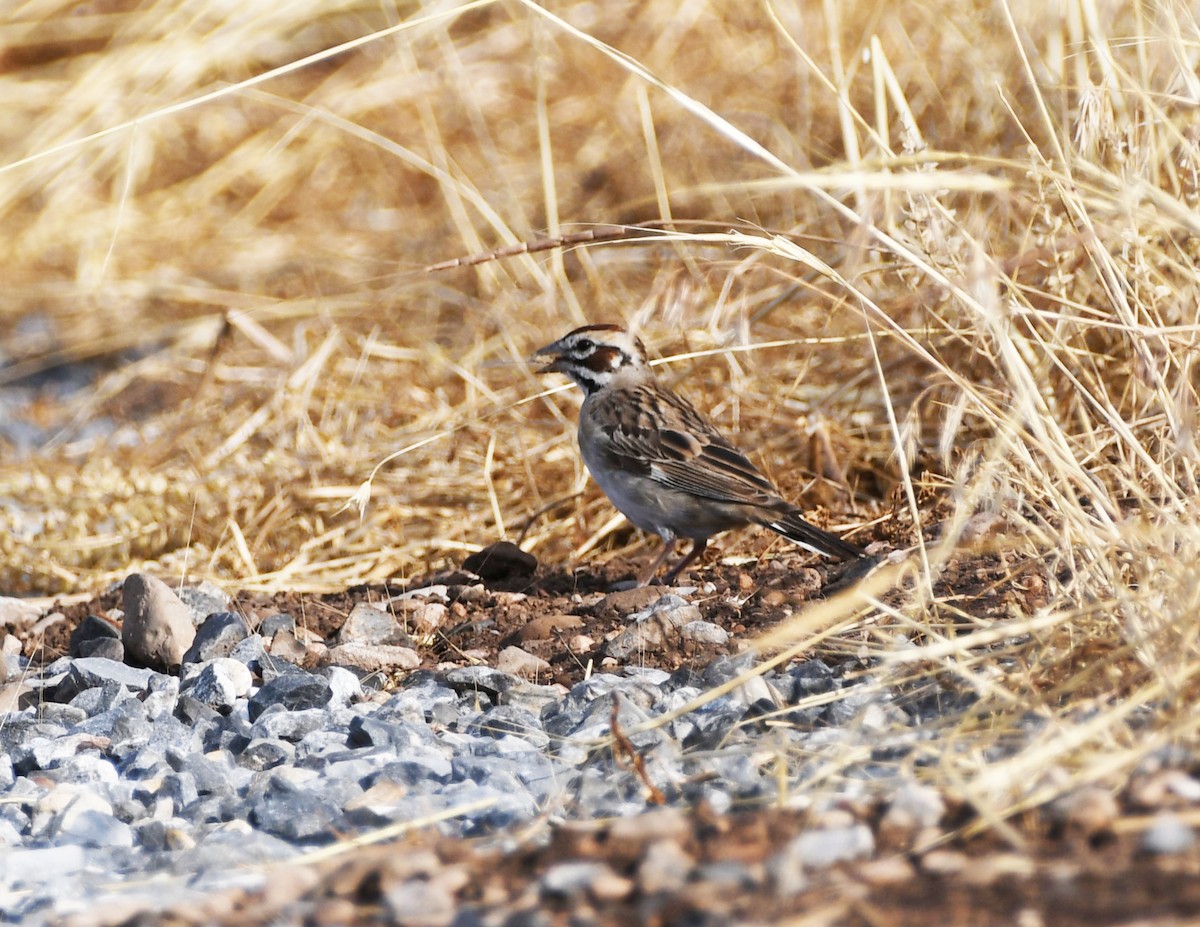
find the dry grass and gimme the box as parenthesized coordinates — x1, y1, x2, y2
(3, 0, 1200, 832)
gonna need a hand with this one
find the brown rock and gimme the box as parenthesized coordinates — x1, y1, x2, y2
(267, 629, 311, 663)
(496, 646, 551, 679)
(592, 586, 664, 621)
(0, 682, 31, 714)
(1054, 786, 1119, 839)
(121, 573, 197, 671)
(0, 597, 42, 631)
(514, 613, 584, 643)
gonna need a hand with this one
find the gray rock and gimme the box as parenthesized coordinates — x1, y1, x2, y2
(604, 595, 701, 661)
(68, 657, 159, 693)
(681, 619, 728, 644)
(0, 844, 86, 884)
(188, 662, 240, 711)
(540, 860, 631, 900)
(371, 753, 453, 785)
(175, 581, 231, 625)
(785, 825, 875, 868)
(444, 666, 522, 703)
(182, 612, 250, 664)
(1142, 812, 1196, 855)
(248, 672, 333, 722)
(337, 603, 410, 646)
(251, 787, 339, 842)
(228, 633, 266, 668)
(56, 808, 134, 848)
(78, 637, 125, 661)
(121, 573, 197, 670)
(251, 706, 329, 742)
(239, 738, 296, 771)
(259, 613, 295, 638)
(68, 615, 121, 659)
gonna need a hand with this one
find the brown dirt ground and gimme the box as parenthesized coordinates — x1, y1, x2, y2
(35, 542, 1042, 688)
(36, 550, 875, 683)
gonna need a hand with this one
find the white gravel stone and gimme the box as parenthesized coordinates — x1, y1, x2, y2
(785, 825, 875, 869)
(1142, 812, 1196, 855)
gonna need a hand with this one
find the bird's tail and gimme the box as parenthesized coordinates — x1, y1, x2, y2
(760, 508, 864, 560)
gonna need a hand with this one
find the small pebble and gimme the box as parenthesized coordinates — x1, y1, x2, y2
(1141, 812, 1197, 855)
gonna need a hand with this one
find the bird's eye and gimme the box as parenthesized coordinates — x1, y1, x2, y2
(575, 339, 594, 353)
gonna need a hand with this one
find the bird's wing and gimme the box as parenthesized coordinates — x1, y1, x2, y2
(592, 385, 783, 507)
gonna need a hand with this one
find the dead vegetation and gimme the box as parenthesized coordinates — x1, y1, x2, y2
(2, 0, 1200, 843)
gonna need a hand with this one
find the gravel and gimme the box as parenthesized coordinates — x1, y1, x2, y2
(0, 579, 952, 924)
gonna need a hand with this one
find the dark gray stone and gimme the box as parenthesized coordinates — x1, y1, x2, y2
(247, 672, 333, 722)
(37, 703, 87, 726)
(67, 616, 124, 663)
(77, 637, 125, 662)
(465, 705, 547, 749)
(239, 738, 296, 771)
(182, 612, 250, 664)
(12, 733, 105, 774)
(68, 615, 120, 657)
(188, 662, 239, 712)
(175, 582, 231, 625)
(66, 653, 159, 691)
(258, 613, 295, 638)
(250, 706, 328, 742)
(228, 633, 265, 669)
(251, 787, 338, 842)
(444, 666, 522, 703)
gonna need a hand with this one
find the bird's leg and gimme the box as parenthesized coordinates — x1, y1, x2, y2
(637, 539, 678, 587)
(661, 538, 707, 585)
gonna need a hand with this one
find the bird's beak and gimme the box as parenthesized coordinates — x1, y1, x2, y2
(532, 341, 562, 375)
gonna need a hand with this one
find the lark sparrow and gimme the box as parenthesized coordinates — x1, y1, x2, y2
(535, 324, 865, 585)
